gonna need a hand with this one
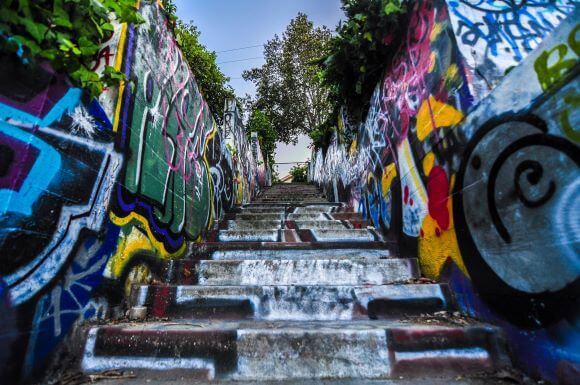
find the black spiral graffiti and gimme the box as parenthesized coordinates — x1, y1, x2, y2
(487, 134, 579, 243)
(454, 114, 580, 328)
(514, 160, 556, 208)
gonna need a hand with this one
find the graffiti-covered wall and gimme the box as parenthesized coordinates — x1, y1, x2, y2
(0, 1, 266, 381)
(311, 1, 579, 384)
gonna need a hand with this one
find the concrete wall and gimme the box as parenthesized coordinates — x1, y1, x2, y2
(311, 1, 579, 383)
(0, 1, 266, 380)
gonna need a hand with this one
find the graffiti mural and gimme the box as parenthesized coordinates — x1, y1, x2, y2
(447, 0, 577, 98)
(312, 2, 579, 383)
(0, 58, 123, 379)
(106, 3, 265, 283)
(0, 1, 267, 381)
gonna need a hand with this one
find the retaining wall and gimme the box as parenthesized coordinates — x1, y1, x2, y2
(311, 1, 579, 383)
(0, 1, 266, 380)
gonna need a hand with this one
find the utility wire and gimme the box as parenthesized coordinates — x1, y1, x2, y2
(215, 44, 262, 53)
(217, 56, 264, 64)
(273, 161, 310, 165)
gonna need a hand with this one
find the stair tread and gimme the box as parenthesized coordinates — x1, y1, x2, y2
(87, 319, 493, 331)
(209, 248, 393, 260)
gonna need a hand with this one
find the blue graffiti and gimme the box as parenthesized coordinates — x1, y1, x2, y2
(0, 88, 82, 127)
(448, 0, 576, 62)
(22, 222, 120, 377)
(0, 122, 61, 216)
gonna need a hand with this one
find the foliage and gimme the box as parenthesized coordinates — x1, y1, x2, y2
(0, 0, 144, 98)
(174, 20, 235, 122)
(160, 0, 234, 122)
(160, 0, 177, 26)
(308, 104, 341, 151)
(289, 163, 308, 183)
(246, 109, 277, 166)
(243, 13, 332, 144)
(314, 0, 408, 146)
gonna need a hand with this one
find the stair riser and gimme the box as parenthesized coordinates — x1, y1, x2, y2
(240, 208, 287, 214)
(210, 248, 391, 260)
(236, 214, 285, 221)
(218, 230, 281, 242)
(197, 259, 419, 286)
(227, 220, 283, 230)
(292, 220, 349, 230)
(130, 284, 451, 321)
(82, 325, 509, 380)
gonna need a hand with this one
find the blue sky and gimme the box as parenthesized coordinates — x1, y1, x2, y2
(174, 0, 344, 176)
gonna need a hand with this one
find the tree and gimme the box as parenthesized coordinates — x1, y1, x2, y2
(289, 164, 308, 182)
(174, 21, 234, 122)
(162, 1, 234, 122)
(243, 13, 332, 144)
(246, 109, 277, 167)
(316, 0, 408, 134)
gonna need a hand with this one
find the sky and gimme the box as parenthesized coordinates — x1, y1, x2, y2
(174, 0, 343, 177)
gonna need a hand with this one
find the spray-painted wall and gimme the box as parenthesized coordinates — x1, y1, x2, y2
(0, 1, 266, 381)
(311, 1, 579, 383)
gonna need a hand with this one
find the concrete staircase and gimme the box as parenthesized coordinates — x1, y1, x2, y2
(79, 184, 511, 382)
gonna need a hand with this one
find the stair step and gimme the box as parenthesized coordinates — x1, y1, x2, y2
(197, 258, 419, 285)
(310, 229, 377, 242)
(236, 213, 285, 221)
(227, 220, 282, 230)
(292, 205, 338, 213)
(131, 284, 451, 320)
(81, 321, 509, 381)
(74, 378, 519, 385)
(240, 207, 286, 214)
(293, 220, 347, 230)
(242, 203, 288, 208)
(287, 213, 330, 220)
(210, 248, 391, 260)
(218, 230, 280, 242)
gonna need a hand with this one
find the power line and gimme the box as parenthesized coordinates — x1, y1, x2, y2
(217, 56, 264, 64)
(215, 44, 262, 53)
(273, 161, 310, 165)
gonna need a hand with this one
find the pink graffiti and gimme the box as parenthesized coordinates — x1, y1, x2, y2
(380, 1, 438, 146)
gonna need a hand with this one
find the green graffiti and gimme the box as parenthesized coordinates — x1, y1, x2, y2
(534, 24, 579, 142)
(122, 3, 212, 240)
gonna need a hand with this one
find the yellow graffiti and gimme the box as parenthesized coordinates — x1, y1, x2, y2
(418, 174, 468, 279)
(422, 152, 435, 176)
(112, 23, 128, 133)
(203, 124, 218, 230)
(430, 22, 443, 42)
(381, 163, 397, 197)
(416, 96, 464, 141)
(429, 52, 437, 73)
(349, 139, 358, 157)
(109, 212, 186, 259)
(123, 262, 152, 299)
(446, 63, 459, 81)
(105, 225, 152, 279)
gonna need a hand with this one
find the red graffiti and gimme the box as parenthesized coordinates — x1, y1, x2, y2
(91, 46, 114, 71)
(427, 166, 449, 231)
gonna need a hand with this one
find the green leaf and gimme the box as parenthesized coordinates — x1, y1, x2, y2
(363, 32, 372, 42)
(20, 18, 48, 43)
(0, 9, 19, 24)
(384, 2, 402, 15)
(101, 22, 114, 32)
(53, 17, 73, 28)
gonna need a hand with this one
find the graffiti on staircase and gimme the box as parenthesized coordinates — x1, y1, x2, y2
(0, 1, 267, 380)
(311, 1, 579, 383)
